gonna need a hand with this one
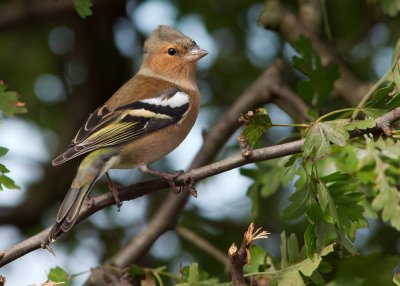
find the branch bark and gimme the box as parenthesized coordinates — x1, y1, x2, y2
(228, 223, 269, 286)
(2, 105, 400, 267)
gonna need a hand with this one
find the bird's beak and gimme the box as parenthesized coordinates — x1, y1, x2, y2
(186, 48, 208, 62)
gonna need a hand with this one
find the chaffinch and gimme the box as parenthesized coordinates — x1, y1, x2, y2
(49, 25, 208, 241)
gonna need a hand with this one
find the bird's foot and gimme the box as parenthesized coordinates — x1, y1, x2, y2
(138, 165, 184, 194)
(85, 196, 95, 208)
(106, 173, 122, 210)
(183, 176, 197, 198)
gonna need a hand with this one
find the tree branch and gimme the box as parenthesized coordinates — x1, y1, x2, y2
(175, 225, 230, 271)
(228, 223, 269, 286)
(2, 105, 400, 267)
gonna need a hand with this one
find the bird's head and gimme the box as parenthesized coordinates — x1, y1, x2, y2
(141, 25, 208, 84)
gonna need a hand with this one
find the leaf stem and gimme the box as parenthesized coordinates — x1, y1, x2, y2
(271, 123, 310, 128)
(352, 70, 391, 119)
(317, 108, 361, 122)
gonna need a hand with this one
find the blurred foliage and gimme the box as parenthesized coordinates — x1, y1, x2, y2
(74, 0, 93, 18)
(2, 0, 400, 285)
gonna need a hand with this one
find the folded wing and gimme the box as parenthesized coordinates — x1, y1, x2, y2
(52, 87, 189, 166)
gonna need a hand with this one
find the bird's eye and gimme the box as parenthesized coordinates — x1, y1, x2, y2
(167, 48, 177, 56)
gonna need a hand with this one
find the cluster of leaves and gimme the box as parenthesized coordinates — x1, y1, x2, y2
(239, 34, 400, 284)
(371, 0, 400, 17)
(0, 82, 26, 190)
(47, 263, 231, 286)
(292, 35, 339, 109)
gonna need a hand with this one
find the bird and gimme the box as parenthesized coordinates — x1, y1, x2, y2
(49, 25, 208, 241)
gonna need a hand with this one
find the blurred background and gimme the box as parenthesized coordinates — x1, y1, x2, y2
(0, 0, 400, 285)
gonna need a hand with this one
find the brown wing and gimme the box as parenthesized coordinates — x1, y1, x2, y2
(52, 87, 189, 166)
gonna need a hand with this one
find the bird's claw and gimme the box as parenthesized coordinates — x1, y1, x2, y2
(106, 173, 122, 210)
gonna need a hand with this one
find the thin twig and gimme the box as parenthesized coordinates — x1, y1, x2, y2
(175, 225, 231, 272)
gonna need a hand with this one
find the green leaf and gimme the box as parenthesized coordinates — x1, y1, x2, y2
(0, 147, 8, 157)
(326, 254, 399, 286)
(188, 263, 200, 283)
(321, 122, 350, 146)
(0, 82, 27, 116)
(74, 0, 93, 18)
(304, 224, 316, 258)
(345, 118, 376, 131)
(364, 82, 400, 115)
(372, 171, 400, 230)
(317, 183, 329, 212)
(282, 187, 312, 220)
(377, 0, 400, 17)
(303, 122, 349, 159)
(48, 266, 71, 285)
(281, 232, 303, 269)
(241, 168, 260, 217)
(394, 272, 400, 286)
(0, 174, 20, 190)
(241, 108, 272, 146)
(292, 35, 339, 107)
(244, 245, 267, 273)
(128, 264, 146, 276)
(258, 244, 335, 286)
(303, 123, 331, 159)
(241, 157, 300, 217)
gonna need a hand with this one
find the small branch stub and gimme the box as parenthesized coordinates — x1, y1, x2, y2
(228, 223, 270, 286)
(0, 275, 5, 286)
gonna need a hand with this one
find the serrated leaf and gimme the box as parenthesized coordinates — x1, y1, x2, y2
(244, 245, 267, 273)
(304, 223, 316, 258)
(317, 183, 329, 212)
(0, 83, 27, 116)
(303, 123, 331, 159)
(282, 187, 312, 220)
(281, 232, 303, 268)
(242, 158, 299, 217)
(292, 35, 339, 107)
(241, 108, 272, 146)
(345, 118, 376, 130)
(260, 244, 335, 286)
(372, 173, 400, 230)
(364, 82, 400, 114)
(48, 266, 71, 285)
(74, 0, 93, 18)
(321, 122, 350, 146)
(303, 122, 349, 159)
(188, 263, 200, 283)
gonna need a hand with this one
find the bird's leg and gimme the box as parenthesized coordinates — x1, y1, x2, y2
(85, 196, 95, 208)
(138, 165, 184, 194)
(105, 172, 122, 209)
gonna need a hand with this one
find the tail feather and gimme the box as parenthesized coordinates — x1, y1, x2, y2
(50, 183, 94, 241)
(49, 148, 120, 241)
